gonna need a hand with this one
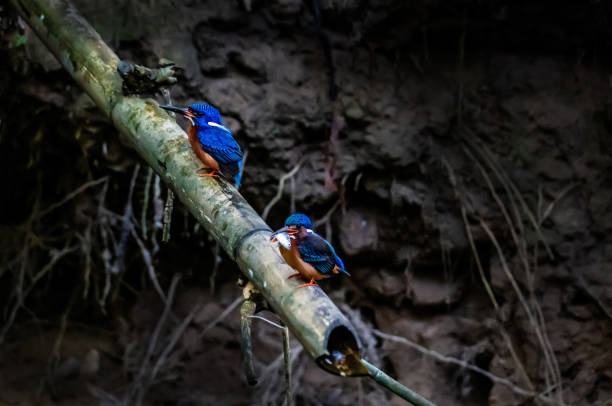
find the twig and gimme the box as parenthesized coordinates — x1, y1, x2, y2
(241, 299, 258, 385)
(141, 167, 154, 239)
(361, 358, 437, 406)
(162, 188, 174, 243)
(199, 296, 243, 338)
(149, 309, 195, 381)
(151, 174, 163, 251)
(262, 158, 305, 221)
(314, 199, 341, 241)
(131, 228, 166, 304)
(39, 176, 108, 218)
(113, 164, 140, 275)
(209, 242, 221, 294)
(282, 324, 293, 406)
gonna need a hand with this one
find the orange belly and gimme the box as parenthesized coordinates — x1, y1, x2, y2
(188, 124, 220, 171)
(279, 245, 328, 281)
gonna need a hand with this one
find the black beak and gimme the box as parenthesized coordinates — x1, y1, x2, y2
(270, 226, 298, 241)
(270, 226, 289, 240)
(160, 105, 189, 116)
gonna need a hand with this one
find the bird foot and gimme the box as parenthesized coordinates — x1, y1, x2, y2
(298, 278, 317, 288)
(198, 170, 219, 178)
(287, 273, 301, 279)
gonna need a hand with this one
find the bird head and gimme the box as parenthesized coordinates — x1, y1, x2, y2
(284, 213, 312, 230)
(160, 103, 228, 131)
(270, 213, 312, 246)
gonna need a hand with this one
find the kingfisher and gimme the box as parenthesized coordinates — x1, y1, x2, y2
(270, 213, 349, 288)
(160, 103, 243, 187)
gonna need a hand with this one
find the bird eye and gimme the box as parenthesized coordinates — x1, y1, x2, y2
(188, 108, 203, 118)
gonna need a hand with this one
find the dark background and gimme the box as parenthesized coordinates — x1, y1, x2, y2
(0, 0, 611, 405)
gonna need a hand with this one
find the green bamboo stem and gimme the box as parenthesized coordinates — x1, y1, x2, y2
(162, 188, 174, 243)
(9, 0, 363, 376)
(240, 299, 258, 386)
(281, 323, 293, 406)
(361, 359, 437, 406)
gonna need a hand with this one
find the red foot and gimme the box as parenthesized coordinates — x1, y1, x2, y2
(298, 278, 317, 288)
(198, 170, 219, 178)
(287, 273, 301, 279)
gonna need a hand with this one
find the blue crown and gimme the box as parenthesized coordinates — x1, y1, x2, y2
(285, 213, 312, 229)
(189, 103, 222, 124)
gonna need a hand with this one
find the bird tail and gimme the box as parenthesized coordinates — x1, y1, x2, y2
(234, 159, 243, 188)
(335, 254, 350, 277)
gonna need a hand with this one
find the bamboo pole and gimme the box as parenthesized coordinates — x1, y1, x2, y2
(9, 0, 364, 376)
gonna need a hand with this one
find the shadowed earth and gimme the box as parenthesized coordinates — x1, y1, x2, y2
(0, 1, 611, 405)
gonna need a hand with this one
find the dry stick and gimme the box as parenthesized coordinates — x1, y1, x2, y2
(361, 359, 437, 406)
(199, 296, 243, 338)
(149, 309, 196, 381)
(474, 139, 554, 259)
(240, 299, 258, 385)
(313, 199, 341, 241)
(131, 228, 166, 304)
(578, 273, 612, 319)
(209, 242, 222, 294)
(114, 164, 140, 276)
(441, 158, 539, 400)
(247, 314, 293, 404)
(281, 323, 293, 406)
(539, 183, 577, 224)
(259, 345, 303, 404)
(141, 167, 154, 239)
(163, 295, 244, 371)
(0, 244, 77, 345)
(262, 158, 305, 221)
(39, 176, 108, 218)
(162, 188, 174, 243)
(152, 175, 163, 246)
(80, 222, 93, 299)
(373, 330, 557, 404)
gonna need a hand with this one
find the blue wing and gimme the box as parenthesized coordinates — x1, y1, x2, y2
(298, 234, 346, 275)
(198, 127, 243, 182)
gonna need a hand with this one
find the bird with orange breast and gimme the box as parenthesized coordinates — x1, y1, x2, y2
(270, 213, 350, 288)
(160, 103, 243, 186)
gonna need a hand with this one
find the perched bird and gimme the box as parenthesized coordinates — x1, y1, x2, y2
(160, 103, 243, 187)
(270, 213, 349, 288)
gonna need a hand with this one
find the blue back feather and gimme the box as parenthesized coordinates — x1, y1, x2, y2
(297, 232, 349, 276)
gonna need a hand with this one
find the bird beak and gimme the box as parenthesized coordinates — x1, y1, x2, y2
(160, 104, 196, 124)
(270, 226, 298, 242)
(160, 105, 188, 116)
